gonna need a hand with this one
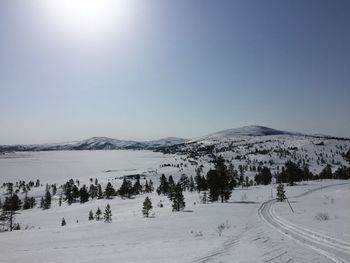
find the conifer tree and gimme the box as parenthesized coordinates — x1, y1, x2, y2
(97, 184, 103, 199)
(79, 185, 89, 203)
(132, 178, 142, 195)
(104, 204, 112, 223)
(189, 176, 195, 192)
(206, 157, 232, 203)
(105, 182, 116, 199)
(43, 190, 51, 209)
(142, 196, 153, 218)
(118, 179, 132, 198)
(88, 210, 94, 221)
(157, 174, 168, 195)
(23, 193, 31, 210)
(172, 183, 185, 212)
(40, 197, 44, 208)
(277, 183, 286, 201)
(58, 194, 62, 206)
(95, 207, 102, 220)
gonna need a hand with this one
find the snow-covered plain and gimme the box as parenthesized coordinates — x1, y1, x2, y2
(0, 150, 349, 263)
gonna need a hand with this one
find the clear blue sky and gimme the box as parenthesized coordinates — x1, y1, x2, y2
(0, 0, 349, 144)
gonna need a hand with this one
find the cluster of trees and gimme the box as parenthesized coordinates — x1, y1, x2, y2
(276, 161, 350, 185)
(254, 167, 272, 185)
(206, 157, 236, 202)
(1, 179, 41, 195)
(62, 177, 154, 206)
(86, 204, 113, 224)
(0, 188, 22, 231)
(156, 174, 186, 211)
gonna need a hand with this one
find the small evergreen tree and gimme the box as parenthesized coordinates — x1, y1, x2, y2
(172, 183, 185, 212)
(104, 204, 112, 223)
(97, 184, 103, 199)
(104, 182, 115, 199)
(23, 193, 31, 210)
(142, 196, 153, 218)
(43, 190, 51, 209)
(61, 217, 66, 226)
(88, 210, 94, 221)
(95, 207, 102, 220)
(277, 183, 286, 201)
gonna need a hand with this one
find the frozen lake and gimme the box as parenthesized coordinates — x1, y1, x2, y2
(0, 150, 175, 185)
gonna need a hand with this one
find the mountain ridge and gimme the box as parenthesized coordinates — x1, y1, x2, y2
(1, 125, 348, 152)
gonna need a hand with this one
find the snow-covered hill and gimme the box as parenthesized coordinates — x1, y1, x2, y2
(0, 137, 188, 152)
(158, 125, 350, 175)
(192, 125, 297, 142)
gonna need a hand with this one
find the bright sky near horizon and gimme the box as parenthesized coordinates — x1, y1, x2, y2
(0, 0, 349, 144)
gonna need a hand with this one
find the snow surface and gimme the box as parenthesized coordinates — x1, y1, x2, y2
(0, 151, 349, 262)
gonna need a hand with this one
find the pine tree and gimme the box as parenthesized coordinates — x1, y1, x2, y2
(97, 184, 103, 199)
(118, 179, 132, 198)
(88, 210, 94, 221)
(206, 157, 232, 203)
(104, 204, 112, 223)
(23, 193, 31, 210)
(142, 196, 153, 218)
(79, 185, 89, 203)
(95, 207, 102, 220)
(40, 197, 44, 208)
(277, 183, 286, 201)
(189, 176, 195, 192)
(58, 194, 62, 206)
(157, 174, 168, 195)
(132, 178, 142, 195)
(61, 217, 66, 226)
(172, 183, 185, 212)
(43, 190, 51, 209)
(105, 182, 116, 199)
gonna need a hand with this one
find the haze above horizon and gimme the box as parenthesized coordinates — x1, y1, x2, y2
(1, 0, 349, 144)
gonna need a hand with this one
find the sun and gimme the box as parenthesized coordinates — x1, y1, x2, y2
(41, 0, 134, 44)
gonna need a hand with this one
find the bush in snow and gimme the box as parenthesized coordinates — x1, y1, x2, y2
(217, 221, 230, 237)
(314, 212, 330, 221)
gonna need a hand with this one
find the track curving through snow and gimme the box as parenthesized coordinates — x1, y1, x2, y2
(259, 183, 350, 263)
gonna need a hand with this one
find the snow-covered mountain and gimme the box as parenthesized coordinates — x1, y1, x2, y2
(157, 125, 350, 175)
(0, 136, 188, 152)
(191, 125, 298, 142)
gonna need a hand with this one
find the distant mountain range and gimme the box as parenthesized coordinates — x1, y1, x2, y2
(0, 125, 348, 153)
(0, 137, 188, 152)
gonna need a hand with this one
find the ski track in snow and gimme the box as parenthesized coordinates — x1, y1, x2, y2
(259, 183, 350, 263)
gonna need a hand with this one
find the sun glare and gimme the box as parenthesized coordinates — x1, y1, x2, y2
(41, 0, 134, 44)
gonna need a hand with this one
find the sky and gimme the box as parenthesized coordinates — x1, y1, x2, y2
(0, 0, 350, 144)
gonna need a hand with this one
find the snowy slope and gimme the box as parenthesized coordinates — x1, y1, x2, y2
(193, 125, 297, 142)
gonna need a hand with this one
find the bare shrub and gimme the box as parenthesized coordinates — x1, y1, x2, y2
(314, 212, 330, 221)
(217, 221, 230, 236)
